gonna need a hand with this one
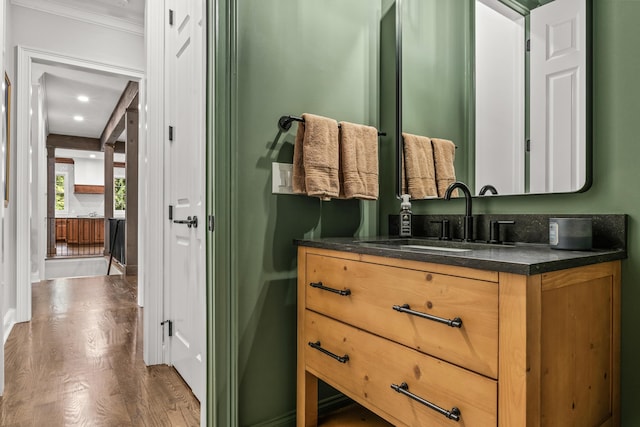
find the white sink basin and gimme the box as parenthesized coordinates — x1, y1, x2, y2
(401, 244, 471, 253)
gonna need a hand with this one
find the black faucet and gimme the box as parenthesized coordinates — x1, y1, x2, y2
(479, 184, 498, 195)
(444, 181, 474, 241)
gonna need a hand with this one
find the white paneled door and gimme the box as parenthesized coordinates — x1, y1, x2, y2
(165, 0, 206, 402)
(530, 0, 586, 193)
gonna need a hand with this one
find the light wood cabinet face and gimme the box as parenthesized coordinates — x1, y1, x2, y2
(305, 310, 497, 427)
(305, 253, 499, 378)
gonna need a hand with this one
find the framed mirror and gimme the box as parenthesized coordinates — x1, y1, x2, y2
(396, 0, 590, 198)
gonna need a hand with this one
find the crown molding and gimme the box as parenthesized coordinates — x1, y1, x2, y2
(11, 0, 144, 36)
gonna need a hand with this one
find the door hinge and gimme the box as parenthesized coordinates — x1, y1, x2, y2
(526, 39, 531, 52)
(169, 205, 174, 220)
(526, 139, 531, 152)
(161, 320, 173, 337)
(208, 215, 215, 232)
(168, 126, 174, 141)
(169, 9, 174, 26)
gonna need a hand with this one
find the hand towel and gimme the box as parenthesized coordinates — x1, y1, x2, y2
(402, 132, 438, 199)
(338, 121, 379, 200)
(431, 138, 458, 197)
(292, 113, 340, 200)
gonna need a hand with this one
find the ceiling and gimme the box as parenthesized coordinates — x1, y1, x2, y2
(33, 63, 133, 143)
(44, 0, 145, 22)
(12, 0, 145, 33)
(22, 0, 145, 156)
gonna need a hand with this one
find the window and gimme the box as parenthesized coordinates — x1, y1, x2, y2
(55, 173, 68, 212)
(115, 177, 126, 213)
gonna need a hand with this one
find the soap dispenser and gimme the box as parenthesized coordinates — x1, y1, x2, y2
(399, 194, 412, 237)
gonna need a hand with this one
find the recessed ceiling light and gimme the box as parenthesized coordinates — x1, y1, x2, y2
(77, 95, 90, 103)
(89, 154, 96, 159)
(73, 115, 84, 122)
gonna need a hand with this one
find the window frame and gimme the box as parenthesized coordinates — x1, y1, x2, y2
(54, 171, 69, 215)
(114, 173, 126, 217)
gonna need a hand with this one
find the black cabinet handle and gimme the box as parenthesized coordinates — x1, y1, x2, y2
(308, 341, 349, 363)
(391, 382, 461, 422)
(309, 282, 351, 296)
(392, 304, 462, 328)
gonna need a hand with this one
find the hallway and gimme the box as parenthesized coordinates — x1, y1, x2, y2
(0, 275, 200, 426)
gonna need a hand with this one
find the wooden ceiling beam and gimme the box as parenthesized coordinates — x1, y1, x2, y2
(47, 134, 102, 151)
(100, 81, 139, 150)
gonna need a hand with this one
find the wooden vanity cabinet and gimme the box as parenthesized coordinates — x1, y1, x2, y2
(297, 246, 620, 427)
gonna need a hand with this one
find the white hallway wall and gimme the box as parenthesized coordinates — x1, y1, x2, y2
(1, 0, 7, 394)
(2, 3, 144, 339)
(2, 0, 15, 351)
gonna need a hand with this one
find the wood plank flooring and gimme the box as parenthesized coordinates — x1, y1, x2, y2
(0, 275, 200, 426)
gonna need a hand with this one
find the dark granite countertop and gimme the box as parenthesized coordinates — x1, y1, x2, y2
(294, 237, 627, 276)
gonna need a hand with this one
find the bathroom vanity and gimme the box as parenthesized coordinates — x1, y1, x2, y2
(296, 239, 624, 426)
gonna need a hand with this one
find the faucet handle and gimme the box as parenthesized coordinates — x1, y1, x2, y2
(430, 220, 450, 240)
(489, 220, 515, 244)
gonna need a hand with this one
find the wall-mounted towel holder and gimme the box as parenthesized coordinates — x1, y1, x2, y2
(278, 115, 386, 136)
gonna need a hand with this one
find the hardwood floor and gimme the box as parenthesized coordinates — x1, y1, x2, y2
(0, 275, 200, 426)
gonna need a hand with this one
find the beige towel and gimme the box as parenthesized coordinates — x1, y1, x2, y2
(432, 138, 458, 197)
(402, 132, 438, 199)
(292, 113, 340, 200)
(338, 121, 379, 200)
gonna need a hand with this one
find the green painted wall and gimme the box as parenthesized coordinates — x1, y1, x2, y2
(233, 1, 381, 424)
(379, 0, 640, 423)
(401, 0, 473, 187)
(221, 0, 640, 424)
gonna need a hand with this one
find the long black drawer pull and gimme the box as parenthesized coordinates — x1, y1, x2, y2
(308, 341, 349, 363)
(309, 282, 351, 296)
(392, 304, 462, 328)
(391, 382, 461, 422)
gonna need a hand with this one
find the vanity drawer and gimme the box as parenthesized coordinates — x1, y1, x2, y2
(305, 253, 499, 378)
(304, 310, 497, 427)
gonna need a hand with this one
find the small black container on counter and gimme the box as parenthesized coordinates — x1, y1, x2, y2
(549, 217, 592, 250)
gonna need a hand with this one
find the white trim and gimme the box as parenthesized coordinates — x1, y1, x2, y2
(16, 45, 144, 324)
(11, 0, 144, 36)
(143, 0, 166, 367)
(1, 0, 6, 397)
(3, 308, 16, 345)
(37, 80, 47, 282)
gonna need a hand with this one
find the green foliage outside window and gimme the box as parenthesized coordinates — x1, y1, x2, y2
(55, 174, 65, 210)
(115, 177, 126, 210)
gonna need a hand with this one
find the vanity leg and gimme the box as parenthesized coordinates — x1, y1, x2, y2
(297, 371, 318, 427)
(612, 262, 621, 427)
(297, 247, 318, 426)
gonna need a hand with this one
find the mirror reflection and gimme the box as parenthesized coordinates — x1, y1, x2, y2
(398, 0, 588, 199)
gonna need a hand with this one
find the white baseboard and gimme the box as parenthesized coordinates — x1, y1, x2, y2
(4, 308, 16, 345)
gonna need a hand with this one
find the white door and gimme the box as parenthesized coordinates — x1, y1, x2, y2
(530, 0, 586, 193)
(165, 0, 206, 402)
(475, 0, 525, 195)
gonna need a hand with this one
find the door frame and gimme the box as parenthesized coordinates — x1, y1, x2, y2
(15, 45, 145, 323)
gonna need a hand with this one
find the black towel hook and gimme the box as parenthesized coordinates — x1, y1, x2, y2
(278, 115, 304, 132)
